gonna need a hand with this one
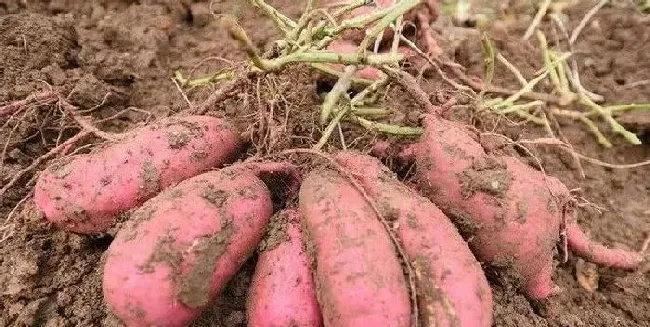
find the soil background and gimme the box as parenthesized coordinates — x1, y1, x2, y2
(0, 0, 648, 326)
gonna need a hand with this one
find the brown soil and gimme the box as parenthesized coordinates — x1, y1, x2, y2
(1, 1, 648, 326)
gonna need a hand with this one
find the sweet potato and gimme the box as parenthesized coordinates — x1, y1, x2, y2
(334, 151, 493, 327)
(410, 115, 644, 299)
(102, 162, 299, 327)
(299, 169, 411, 327)
(34, 115, 241, 234)
(247, 209, 323, 327)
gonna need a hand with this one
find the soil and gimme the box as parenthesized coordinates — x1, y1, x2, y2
(0, 0, 648, 326)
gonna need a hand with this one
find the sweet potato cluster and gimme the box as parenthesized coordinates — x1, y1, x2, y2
(33, 114, 643, 327)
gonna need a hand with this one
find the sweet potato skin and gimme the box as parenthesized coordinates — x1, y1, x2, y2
(413, 115, 643, 299)
(34, 115, 241, 234)
(103, 166, 272, 327)
(415, 116, 562, 299)
(247, 209, 323, 327)
(299, 169, 411, 327)
(335, 151, 493, 327)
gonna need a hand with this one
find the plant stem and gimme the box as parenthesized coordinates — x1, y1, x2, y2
(601, 103, 650, 114)
(354, 116, 423, 135)
(523, 0, 552, 40)
(314, 106, 350, 149)
(310, 63, 374, 85)
(358, 0, 422, 51)
(498, 101, 545, 114)
(176, 71, 233, 88)
(321, 65, 357, 125)
(580, 93, 641, 145)
(536, 30, 562, 89)
(260, 51, 403, 71)
(220, 15, 265, 69)
(495, 52, 571, 108)
(351, 107, 392, 117)
(351, 75, 389, 105)
(497, 53, 527, 87)
(481, 33, 495, 98)
(552, 108, 613, 147)
(249, 0, 297, 34)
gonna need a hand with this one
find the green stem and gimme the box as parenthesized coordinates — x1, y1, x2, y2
(351, 75, 389, 105)
(358, 0, 422, 51)
(314, 106, 350, 149)
(354, 116, 423, 136)
(351, 107, 392, 117)
(580, 93, 641, 145)
(495, 52, 571, 108)
(332, 0, 369, 18)
(249, 0, 297, 34)
(512, 110, 547, 125)
(220, 15, 265, 69)
(321, 65, 357, 125)
(553, 52, 570, 93)
(310, 63, 374, 85)
(332, 6, 393, 33)
(497, 53, 527, 87)
(602, 103, 650, 113)
(536, 30, 561, 89)
(481, 33, 496, 98)
(260, 52, 403, 71)
(288, 0, 315, 42)
(498, 101, 545, 114)
(181, 72, 233, 88)
(552, 109, 613, 148)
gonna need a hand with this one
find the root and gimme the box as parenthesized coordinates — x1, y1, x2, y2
(195, 76, 246, 115)
(0, 190, 33, 243)
(415, 11, 441, 58)
(382, 66, 438, 115)
(0, 130, 91, 204)
(566, 219, 644, 269)
(641, 234, 650, 254)
(57, 99, 119, 141)
(1, 92, 125, 208)
(517, 138, 650, 169)
(0, 91, 58, 117)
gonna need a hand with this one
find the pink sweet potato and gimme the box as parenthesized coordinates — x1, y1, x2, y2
(103, 162, 298, 327)
(34, 115, 241, 234)
(334, 151, 493, 327)
(410, 115, 644, 299)
(299, 169, 411, 327)
(247, 209, 323, 327)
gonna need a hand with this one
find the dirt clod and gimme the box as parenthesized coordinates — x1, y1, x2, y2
(458, 156, 513, 198)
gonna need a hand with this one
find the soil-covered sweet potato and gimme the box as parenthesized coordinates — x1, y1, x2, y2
(103, 162, 298, 327)
(34, 115, 241, 234)
(335, 151, 493, 327)
(411, 115, 643, 299)
(299, 169, 411, 327)
(247, 209, 323, 327)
